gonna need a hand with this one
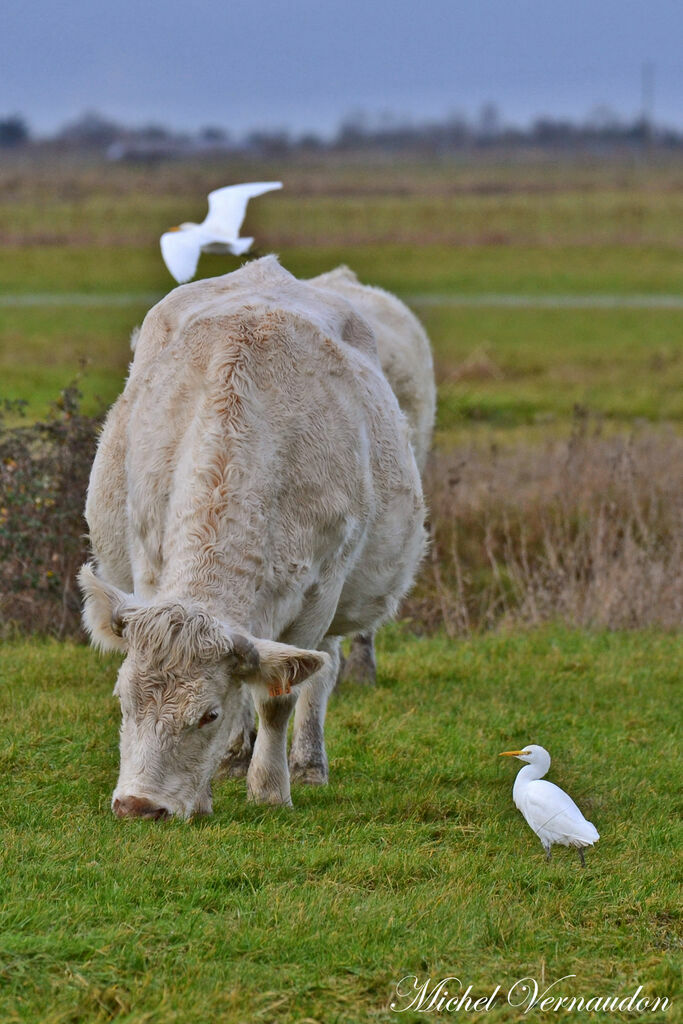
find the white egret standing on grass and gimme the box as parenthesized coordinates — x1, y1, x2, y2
(499, 745, 599, 866)
(160, 181, 282, 284)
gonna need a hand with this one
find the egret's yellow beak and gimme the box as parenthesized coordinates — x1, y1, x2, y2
(499, 749, 529, 757)
(169, 226, 181, 232)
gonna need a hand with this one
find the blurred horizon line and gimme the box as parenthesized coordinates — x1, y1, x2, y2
(2, 101, 682, 159)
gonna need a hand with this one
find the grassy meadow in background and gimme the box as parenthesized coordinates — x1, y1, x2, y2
(0, 152, 682, 1021)
(1, 154, 682, 428)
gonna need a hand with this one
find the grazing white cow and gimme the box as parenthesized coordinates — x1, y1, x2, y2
(309, 266, 436, 684)
(79, 256, 426, 819)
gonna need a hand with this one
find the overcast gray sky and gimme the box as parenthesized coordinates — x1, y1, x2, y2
(4, 0, 682, 137)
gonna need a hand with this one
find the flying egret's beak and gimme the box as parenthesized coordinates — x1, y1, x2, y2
(168, 226, 181, 232)
(499, 749, 529, 757)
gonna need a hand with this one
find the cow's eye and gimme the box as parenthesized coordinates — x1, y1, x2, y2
(198, 709, 220, 728)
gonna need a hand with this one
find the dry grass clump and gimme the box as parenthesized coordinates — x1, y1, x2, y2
(406, 416, 683, 634)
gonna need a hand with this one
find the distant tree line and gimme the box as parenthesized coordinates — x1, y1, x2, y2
(0, 116, 30, 147)
(1, 105, 681, 158)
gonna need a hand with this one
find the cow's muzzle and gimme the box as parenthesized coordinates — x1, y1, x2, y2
(112, 795, 170, 820)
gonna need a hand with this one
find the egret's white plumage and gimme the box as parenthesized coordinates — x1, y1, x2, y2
(160, 181, 282, 283)
(499, 744, 599, 865)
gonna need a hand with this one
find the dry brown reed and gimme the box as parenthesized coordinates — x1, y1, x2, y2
(405, 416, 683, 634)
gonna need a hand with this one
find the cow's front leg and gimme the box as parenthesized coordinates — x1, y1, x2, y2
(289, 637, 340, 785)
(218, 686, 256, 779)
(247, 692, 297, 805)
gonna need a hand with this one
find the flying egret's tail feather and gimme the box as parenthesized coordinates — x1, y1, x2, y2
(229, 237, 254, 256)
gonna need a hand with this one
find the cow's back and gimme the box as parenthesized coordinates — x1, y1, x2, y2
(309, 266, 435, 472)
(86, 257, 425, 641)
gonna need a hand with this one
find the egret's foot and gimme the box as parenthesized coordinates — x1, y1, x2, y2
(339, 633, 376, 686)
(578, 848, 586, 868)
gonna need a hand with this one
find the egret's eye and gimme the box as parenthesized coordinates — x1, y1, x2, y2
(197, 709, 220, 729)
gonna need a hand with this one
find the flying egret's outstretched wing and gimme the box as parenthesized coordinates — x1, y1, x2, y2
(204, 182, 282, 240)
(523, 780, 599, 846)
(160, 228, 202, 284)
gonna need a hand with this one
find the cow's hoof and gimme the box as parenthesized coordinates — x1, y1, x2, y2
(218, 752, 252, 779)
(289, 761, 328, 786)
(217, 729, 256, 779)
(246, 787, 293, 807)
(339, 648, 376, 686)
(246, 763, 292, 805)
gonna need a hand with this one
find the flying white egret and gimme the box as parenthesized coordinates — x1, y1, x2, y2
(160, 181, 282, 284)
(499, 744, 599, 866)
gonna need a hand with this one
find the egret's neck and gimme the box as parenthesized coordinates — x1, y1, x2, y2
(513, 758, 550, 797)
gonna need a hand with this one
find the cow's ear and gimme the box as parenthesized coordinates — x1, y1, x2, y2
(224, 632, 328, 696)
(78, 563, 135, 652)
(220, 632, 261, 676)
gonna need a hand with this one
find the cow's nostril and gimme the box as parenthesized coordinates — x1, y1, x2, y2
(113, 795, 170, 820)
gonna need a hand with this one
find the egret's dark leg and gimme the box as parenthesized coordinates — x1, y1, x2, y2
(578, 848, 586, 868)
(545, 847, 552, 862)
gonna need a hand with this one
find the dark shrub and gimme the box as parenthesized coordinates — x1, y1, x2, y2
(0, 386, 103, 638)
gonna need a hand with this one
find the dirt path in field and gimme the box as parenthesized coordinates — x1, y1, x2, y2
(0, 292, 161, 307)
(2, 292, 683, 309)
(410, 294, 683, 309)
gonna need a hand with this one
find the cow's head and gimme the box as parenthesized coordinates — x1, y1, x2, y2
(78, 564, 326, 819)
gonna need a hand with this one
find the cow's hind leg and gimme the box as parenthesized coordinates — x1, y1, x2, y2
(290, 636, 341, 785)
(339, 631, 376, 686)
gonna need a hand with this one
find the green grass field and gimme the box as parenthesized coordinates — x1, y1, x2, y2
(1, 156, 682, 432)
(1, 155, 682, 1021)
(1, 629, 681, 1023)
